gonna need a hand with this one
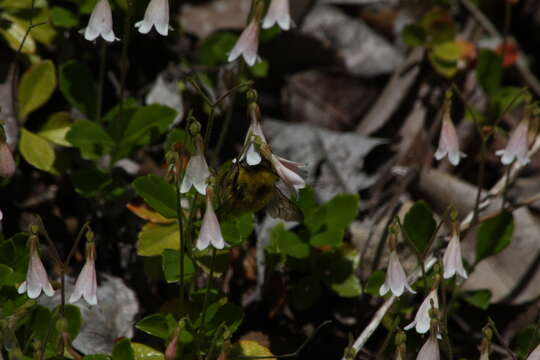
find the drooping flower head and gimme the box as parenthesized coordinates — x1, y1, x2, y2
(69, 237, 98, 306)
(135, 0, 172, 36)
(196, 190, 227, 251)
(240, 93, 306, 197)
(18, 235, 54, 299)
(262, 0, 292, 31)
(528, 343, 540, 360)
(180, 136, 211, 195)
(434, 108, 466, 166)
(405, 288, 439, 334)
(416, 333, 440, 360)
(442, 226, 468, 280)
(380, 225, 415, 297)
(82, 0, 118, 42)
(0, 133, 15, 177)
(496, 117, 530, 166)
(228, 1, 265, 66)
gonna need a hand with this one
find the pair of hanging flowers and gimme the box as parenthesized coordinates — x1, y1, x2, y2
(18, 234, 98, 306)
(434, 106, 531, 167)
(83, 0, 171, 42)
(228, 0, 292, 66)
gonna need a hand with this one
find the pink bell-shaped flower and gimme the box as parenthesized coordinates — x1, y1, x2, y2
(180, 139, 210, 195)
(405, 289, 439, 334)
(496, 119, 530, 166)
(135, 0, 172, 36)
(82, 0, 118, 42)
(196, 192, 227, 251)
(380, 250, 416, 297)
(442, 232, 468, 279)
(416, 334, 440, 360)
(528, 344, 540, 360)
(262, 0, 292, 31)
(0, 142, 15, 177)
(434, 115, 466, 166)
(18, 235, 54, 299)
(69, 241, 98, 306)
(228, 19, 260, 67)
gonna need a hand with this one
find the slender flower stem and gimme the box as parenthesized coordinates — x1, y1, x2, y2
(119, 0, 133, 120)
(196, 247, 217, 359)
(216, 90, 237, 155)
(473, 139, 487, 226)
(501, 162, 513, 211)
(175, 176, 186, 314)
(95, 41, 107, 122)
(488, 318, 517, 360)
(396, 217, 428, 289)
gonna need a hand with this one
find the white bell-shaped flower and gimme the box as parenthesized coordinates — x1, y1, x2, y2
(82, 0, 118, 42)
(380, 250, 416, 297)
(496, 119, 530, 166)
(405, 289, 439, 334)
(135, 0, 172, 36)
(262, 0, 292, 31)
(18, 236, 54, 299)
(69, 241, 98, 306)
(228, 19, 260, 67)
(196, 195, 227, 251)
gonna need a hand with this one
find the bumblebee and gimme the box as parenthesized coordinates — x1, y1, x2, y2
(215, 156, 303, 222)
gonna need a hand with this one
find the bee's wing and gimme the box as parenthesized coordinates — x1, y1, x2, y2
(266, 187, 304, 222)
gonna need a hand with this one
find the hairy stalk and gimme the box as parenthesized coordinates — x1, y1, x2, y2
(396, 217, 428, 289)
(488, 318, 517, 360)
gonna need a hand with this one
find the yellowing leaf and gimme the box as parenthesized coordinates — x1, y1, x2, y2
(127, 203, 175, 224)
(19, 128, 57, 174)
(38, 112, 72, 147)
(19, 60, 57, 121)
(130, 343, 164, 360)
(229, 341, 275, 360)
(137, 223, 180, 257)
(0, 14, 36, 54)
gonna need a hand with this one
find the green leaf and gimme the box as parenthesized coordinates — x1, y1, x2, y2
(137, 223, 180, 257)
(50, 6, 79, 28)
(209, 303, 244, 334)
(324, 194, 359, 231)
(64, 304, 83, 339)
(491, 87, 530, 119)
(317, 247, 361, 297)
(132, 175, 178, 219)
(271, 223, 310, 258)
(290, 276, 321, 310)
(402, 24, 427, 46)
(66, 119, 115, 160)
(18, 60, 56, 121)
(462, 289, 492, 310)
(198, 32, 237, 66)
(221, 213, 253, 247)
(19, 129, 56, 174)
(38, 112, 72, 147)
(365, 270, 385, 296)
(432, 41, 460, 62)
(310, 229, 343, 248)
(298, 186, 318, 219)
(113, 339, 135, 360)
(131, 343, 164, 360)
(331, 273, 362, 298)
(136, 314, 169, 340)
(162, 249, 195, 283)
(476, 49, 502, 96)
(0, 14, 36, 53)
(249, 60, 269, 78)
(125, 105, 177, 146)
(29, 306, 52, 341)
(72, 167, 113, 198)
(475, 212, 513, 263)
(0, 264, 14, 286)
(403, 201, 436, 253)
(59, 60, 97, 118)
(428, 52, 458, 78)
